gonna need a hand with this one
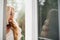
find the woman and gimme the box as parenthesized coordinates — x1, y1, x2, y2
(6, 5, 22, 40)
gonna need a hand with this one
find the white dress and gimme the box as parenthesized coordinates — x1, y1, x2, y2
(6, 20, 22, 40)
(6, 29, 14, 40)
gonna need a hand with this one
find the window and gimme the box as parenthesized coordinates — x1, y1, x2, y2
(37, 0, 59, 40)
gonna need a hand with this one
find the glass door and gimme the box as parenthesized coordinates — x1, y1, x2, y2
(37, 0, 59, 40)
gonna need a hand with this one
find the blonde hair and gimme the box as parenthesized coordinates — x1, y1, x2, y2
(6, 5, 15, 24)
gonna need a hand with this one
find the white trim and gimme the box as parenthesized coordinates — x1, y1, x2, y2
(0, 0, 3, 40)
(32, 0, 38, 40)
(25, 0, 33, 40)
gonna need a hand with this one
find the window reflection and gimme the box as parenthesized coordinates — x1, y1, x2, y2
(38, 0, 59, 40)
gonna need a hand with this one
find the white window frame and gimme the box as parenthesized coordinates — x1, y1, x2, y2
(0, 0, 4, 40)
(32, 0, 38, 40)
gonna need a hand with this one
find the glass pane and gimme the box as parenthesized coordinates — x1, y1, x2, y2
(38, 0, 59, 40)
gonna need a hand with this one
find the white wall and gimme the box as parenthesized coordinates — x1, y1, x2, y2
(0, 0, 3, 40)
